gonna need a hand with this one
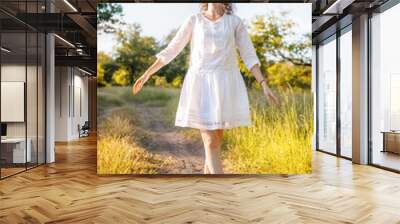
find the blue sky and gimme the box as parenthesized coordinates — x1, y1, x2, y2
(98, 3, 311, 54)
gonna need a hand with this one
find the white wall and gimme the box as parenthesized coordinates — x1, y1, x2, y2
(71, 72, 89, 138)
(55, 66, 69, 141)
(54, 67, 89, 141)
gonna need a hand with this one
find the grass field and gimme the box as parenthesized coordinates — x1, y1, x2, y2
(97, 86, 312, 174)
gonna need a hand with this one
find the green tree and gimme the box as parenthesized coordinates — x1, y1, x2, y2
(97, 52, 118, 86)
(250, 13, 311, 66)
(97, 3, 123, 33)
(238, 12, 311, 88)
(114, 24, 158, 85)
(157, 28, 191, 83)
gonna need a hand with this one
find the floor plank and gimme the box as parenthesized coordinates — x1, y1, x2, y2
(0, 135, 399, 223)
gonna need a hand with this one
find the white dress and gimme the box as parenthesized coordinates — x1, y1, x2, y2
(156, 12, 260, 130)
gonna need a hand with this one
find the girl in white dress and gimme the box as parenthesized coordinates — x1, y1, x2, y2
(133, 3, 278, 174)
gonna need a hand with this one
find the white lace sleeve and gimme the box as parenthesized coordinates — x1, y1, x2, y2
(156, 15, 194, 65)
(235, 18, 260, 70)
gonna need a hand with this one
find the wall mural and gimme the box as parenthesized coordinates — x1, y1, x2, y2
(97, 3, 313, 174)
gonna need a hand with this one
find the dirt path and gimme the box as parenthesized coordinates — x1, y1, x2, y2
(135, 104, 205, 174)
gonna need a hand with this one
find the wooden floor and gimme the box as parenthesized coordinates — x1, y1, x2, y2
(0, 136, 400, 223)
(1, 167, 26, 178)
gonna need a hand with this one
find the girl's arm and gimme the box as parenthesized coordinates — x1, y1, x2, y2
(133, 15, 195, 95)
(132, 58, 166, 95)
(235, 18, 279, 106)
(250, 64, 279, 106)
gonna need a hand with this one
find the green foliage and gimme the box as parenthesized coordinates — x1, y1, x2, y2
(115, 24, 158, 85)
(97, 3, 123, 33)
(153, 75, 168, 87)
(112, 67, 130, 86)
(267, 62, 311, 90)
(238, 13, 311, 88)
(98, 86, 173, 107)
(171, 76, 183, 88)
(157, 29, 190, 83)
(97, 61, 107, 87)
(97, 52, 118, 87)
(250, 13, 311, 66)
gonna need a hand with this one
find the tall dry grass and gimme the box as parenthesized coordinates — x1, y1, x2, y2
(98, 86, 313, 174)
(97, 88, 176, 174)
(222, 89, 313, 174)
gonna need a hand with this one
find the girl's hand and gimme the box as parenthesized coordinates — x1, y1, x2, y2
(132, 74, 150, 95)
(262, 84, 279, 106)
